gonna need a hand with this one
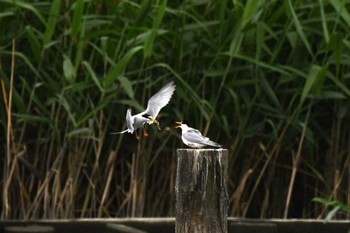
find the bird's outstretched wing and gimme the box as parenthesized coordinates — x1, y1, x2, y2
(144, 81, 176, 117)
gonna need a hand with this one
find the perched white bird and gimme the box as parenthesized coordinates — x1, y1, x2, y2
(112, 81, 176, 139)
(176, 121, 222, 148)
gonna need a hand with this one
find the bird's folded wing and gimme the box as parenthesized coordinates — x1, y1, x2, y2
(183, 129, 209, 144)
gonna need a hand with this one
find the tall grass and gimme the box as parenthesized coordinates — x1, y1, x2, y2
(1, 0, 350, 219)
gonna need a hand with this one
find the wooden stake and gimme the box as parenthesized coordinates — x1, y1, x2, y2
(175, 149, 228, 233)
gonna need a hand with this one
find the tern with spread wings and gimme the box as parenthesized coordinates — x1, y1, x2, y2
(112, 81, 176, 139)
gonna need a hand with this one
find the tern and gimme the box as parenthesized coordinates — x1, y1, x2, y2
(112, 81, 176, 139)
(175, 121, 222, 148)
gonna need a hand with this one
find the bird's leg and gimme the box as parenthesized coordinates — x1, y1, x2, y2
(135, 131, 141, 140)
(143, 128, 149, 137)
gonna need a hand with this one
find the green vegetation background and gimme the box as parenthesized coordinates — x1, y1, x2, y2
(1, 0, 350, 219)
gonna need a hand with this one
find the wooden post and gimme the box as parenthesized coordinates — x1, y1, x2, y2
(175, 149, 228, 233)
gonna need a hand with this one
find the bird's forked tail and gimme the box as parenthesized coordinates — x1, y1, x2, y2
(110, 129, 129, 135)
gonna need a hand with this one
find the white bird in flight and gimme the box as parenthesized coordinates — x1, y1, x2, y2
(112, 81, 176, 139)
(176, 121, 222, 148)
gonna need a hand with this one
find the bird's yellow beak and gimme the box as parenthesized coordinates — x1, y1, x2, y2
(175, 121, 182, 128)
(151, 118, 159, 123)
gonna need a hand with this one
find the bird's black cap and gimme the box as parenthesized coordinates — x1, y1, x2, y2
(142, 114, 151, 119)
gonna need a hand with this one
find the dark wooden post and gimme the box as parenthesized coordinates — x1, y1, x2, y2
(175, 149, 228, 233)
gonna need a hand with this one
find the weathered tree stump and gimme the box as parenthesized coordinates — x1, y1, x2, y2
(175, 149, 228, 233)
